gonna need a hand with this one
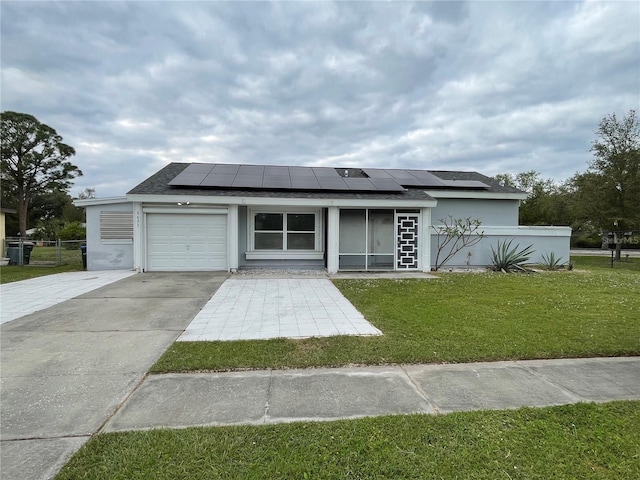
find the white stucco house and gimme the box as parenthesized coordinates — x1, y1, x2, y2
(75, 163, 571, 273)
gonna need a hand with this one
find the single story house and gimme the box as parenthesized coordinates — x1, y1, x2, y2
(75, 163, 571, 273)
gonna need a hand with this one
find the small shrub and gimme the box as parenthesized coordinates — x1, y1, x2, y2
(571, 234, 603, 249)
(57, 222, 86, 241)
(432, 216, 485, 271)
(490, 240, 535, 273)
(540, 252, 565, 271)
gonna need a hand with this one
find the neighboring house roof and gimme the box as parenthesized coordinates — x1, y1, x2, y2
(128, 162, 523, 200)
(1, 208, 17, 214)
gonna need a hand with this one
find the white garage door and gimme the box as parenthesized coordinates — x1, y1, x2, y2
(146, 213, 227, 271)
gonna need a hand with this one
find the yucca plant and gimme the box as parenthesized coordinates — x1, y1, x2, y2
(490, 239, 535, 273)
(540, 252, 565, 271)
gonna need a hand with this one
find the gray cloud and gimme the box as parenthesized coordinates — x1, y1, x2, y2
(1, 1, 638, 197)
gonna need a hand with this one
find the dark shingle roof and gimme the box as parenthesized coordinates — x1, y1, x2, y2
(128, 163, 435, 201)
(429, 170, 525, 194)
(127, 163, 524, 199)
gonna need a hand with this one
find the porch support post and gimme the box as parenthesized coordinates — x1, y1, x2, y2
(132, 202, 144, 272)
(327, 206, 339, 274)
(420, 207, 431, 272)
(227, 204, 239, 272)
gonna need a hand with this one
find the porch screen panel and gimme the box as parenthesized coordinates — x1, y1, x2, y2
(339, 209, 366, 270)
(367, 209, 394, 269)
(339, 210, 366, 253)
(339, 255, 366, 269)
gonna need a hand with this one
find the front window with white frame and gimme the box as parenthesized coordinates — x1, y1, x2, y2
(250, 209, 322, 255)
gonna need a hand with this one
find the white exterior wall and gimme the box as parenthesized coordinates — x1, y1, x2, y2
(431, 198, 520, 227)
(81, 193, 566, 272)
(430, 226, 572, 268)
(327, 206, 340, 274)
(85, 202, 134, 271)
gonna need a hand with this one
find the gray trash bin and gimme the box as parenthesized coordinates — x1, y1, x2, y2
(7, 242, 35, 265)
(7, 247, 20, 265)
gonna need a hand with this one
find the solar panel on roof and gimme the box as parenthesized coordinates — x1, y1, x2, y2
(317, 178, 350, 190)
(291, 178, 321, 188)
(396, 178, 422, 186)
(404, 171, 448, 187)
(343, 178, 375, 190)
(312, 167, 339, 177)
(212, 164, 240, 174)
(362, 168, 393, 179)
(200, 174, 237, 187)
(385, 169, 416, 179)
(238, 165, 264, 175)
(440, 180, 490, 189)
(182, 163, 215, 174)
(167, 173, 207, 186)
(233, 175, 264, 188)
(289, 166, 315, 177)
(167, 163, 491, 193)
(263, 179, 292, 188)
(263, 174, 287, 181)
(369, 178, 406, 191)
(265, 166, 289, 175)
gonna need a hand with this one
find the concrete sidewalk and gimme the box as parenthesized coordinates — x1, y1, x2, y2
(104, 357, 639, 432)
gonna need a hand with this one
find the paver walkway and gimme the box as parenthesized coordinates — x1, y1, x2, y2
(179, 278, 381, 341)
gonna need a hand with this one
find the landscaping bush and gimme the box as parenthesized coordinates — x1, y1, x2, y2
(490, 239, 535, 272)
(57, 222, 86, 241)
(571, 234, 603, 249)
(539, 252, 566, 270)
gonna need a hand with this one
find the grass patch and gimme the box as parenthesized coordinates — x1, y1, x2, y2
(572, 254, 640, 272)
(0, 246, 83, 284)
(152, 257, 640, 372)
(56, 401, 640, 479)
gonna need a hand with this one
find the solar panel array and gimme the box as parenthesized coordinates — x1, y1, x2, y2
(168, 164, 490, 192)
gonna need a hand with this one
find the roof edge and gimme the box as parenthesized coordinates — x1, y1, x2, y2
(73, 196, 131, 207)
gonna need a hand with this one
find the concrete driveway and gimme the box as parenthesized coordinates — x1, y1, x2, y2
(0, 272, 228, 480)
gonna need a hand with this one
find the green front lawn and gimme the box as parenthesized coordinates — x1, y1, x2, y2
(151, 256, 640, 373)
(56, 401, 640, 479)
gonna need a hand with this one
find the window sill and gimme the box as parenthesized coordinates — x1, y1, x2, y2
(245, 251, 324, 260)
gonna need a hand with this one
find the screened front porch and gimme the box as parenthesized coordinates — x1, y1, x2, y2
(338, 209, 421, 271)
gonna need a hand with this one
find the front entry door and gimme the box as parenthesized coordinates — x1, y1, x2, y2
(396, 214, 419, 270)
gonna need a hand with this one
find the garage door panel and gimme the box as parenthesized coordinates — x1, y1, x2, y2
(147, 214, 227, 271)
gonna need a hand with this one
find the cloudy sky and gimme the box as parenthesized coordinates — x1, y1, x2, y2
(2, 1, 638, 198)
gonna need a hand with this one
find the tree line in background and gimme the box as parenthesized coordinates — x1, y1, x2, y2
(1, 111, 93, 241)
(2, 109, 639, 246)
(494, 109, 639, 247)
